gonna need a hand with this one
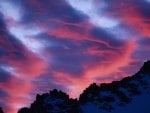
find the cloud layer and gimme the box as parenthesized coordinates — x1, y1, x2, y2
(0, 0, 150, 113)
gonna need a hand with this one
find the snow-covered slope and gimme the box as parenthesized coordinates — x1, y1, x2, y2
(7, 60, 150, 113)
(80, 61, 150, 113)
(18, 89, 81, 113)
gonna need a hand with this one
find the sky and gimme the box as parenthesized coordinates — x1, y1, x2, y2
(0, 0, 149, 113)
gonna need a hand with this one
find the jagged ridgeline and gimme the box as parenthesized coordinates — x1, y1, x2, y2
(1, 61, 150, 113)
(18, 90, 81, 113)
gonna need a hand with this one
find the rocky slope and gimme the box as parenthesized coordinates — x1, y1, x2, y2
(18, 89, 81, 113)
(80, 61, 150, 113)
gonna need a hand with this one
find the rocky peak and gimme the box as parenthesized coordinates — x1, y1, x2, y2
(139, 60, 150, 74)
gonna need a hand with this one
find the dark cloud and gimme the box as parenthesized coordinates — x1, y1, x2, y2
(138, 38, 150, 46)
(0, 13, 26, 61)
(48, 40, 101, 75)
(133, 0, 150, 19)
(91, 27, 125, 47)
(21, 0, 87, 24)
(0, 90, 8, 98)
(31, 74, 67, 94)
(0, 66, 10, 82)
(0, 13, 7, 31)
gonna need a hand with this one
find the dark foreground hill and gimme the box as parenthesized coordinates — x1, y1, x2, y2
(0, 107, 4, 113)
(1, 61, 150, 113)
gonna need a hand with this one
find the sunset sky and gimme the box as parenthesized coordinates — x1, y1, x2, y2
(0, 0, 150, 113)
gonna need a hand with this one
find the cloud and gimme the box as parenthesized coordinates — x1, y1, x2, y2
(0, 66, 11, 82)
(0, 0, 22, 21)
(8, 25, 44, 54)
(67, 0, 119, 28)
(0, 65, 18, 78)
(145, 0, 150, 3)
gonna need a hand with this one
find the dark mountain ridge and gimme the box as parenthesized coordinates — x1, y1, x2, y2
(0, 107, 4, 113)
(1, 60, 150, 113)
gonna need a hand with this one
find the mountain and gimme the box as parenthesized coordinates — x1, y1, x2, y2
(0, 107, 4, 113)
(79, 61, 150, 113)
(18, 89, 81, 113)
(1, 61, 150, 113)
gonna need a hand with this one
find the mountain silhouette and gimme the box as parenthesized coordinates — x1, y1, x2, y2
(79, 61, 150, 113)
(17, 89, 81, 113)
(0, 107, 4, 113)
(1, 60, 150, 113)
